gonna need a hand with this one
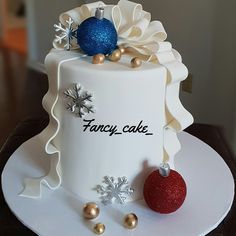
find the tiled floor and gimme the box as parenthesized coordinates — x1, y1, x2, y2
(0, 47, 47, 148)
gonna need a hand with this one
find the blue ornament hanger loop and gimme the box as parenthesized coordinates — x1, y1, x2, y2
(95, 7, 104, 20)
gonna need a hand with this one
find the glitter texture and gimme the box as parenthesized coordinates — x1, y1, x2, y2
(95, 176, 134, 205)
(54, 17, 77, 50)
(143, 169, 187, 214)
(77, 17, 118, 56)
(64, 83, 94, 118)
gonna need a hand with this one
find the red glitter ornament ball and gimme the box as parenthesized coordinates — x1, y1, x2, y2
(143, 169, 187, 214)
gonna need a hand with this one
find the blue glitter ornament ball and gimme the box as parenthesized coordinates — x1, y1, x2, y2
(77, 9, 118, 56)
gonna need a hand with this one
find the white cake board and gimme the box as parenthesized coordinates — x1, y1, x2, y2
(1, 132, 235, 236)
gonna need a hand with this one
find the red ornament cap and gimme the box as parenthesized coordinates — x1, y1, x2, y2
(143, 167, 187, 214)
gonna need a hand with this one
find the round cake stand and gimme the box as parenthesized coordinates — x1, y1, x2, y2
(1, 132, 235, 236)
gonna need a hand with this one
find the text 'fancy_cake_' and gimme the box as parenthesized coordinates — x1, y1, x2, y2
(20, 0, 193, 215)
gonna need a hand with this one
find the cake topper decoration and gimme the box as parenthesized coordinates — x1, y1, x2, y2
(53, 17, 77, 51)
(95, 176, 134, 205)
(123, 213, 138, 229)
(131, 57, 142, 68)
(143, 162, 187, 214)
(92, 53, 106, 64)
(77, 7, 118, 56)
(64, 83, 95, 118)
(52, 0, 168, 66)
(94, 223, 106, 235)
(95, 7, 105, 20)
(83, 202, 100, 220)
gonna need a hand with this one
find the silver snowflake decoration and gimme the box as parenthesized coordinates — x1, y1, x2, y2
(95, 176, 134, 205)
(54, 17, 77, 50)
(64, 83, 95, 118)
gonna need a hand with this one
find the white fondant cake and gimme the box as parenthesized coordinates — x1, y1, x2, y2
(20, 0, 193, 204)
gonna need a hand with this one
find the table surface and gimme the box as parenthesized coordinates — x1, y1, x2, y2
(0, 118, 236, 236)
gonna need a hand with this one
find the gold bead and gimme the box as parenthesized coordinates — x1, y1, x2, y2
(131, 57, 142, 68)
(92, 54, 105, 64)
(118, 46, 126, 54)
(124, 213, 138, 229)
(93, 223, 105, 235)
(108, 49, 122, 62)
(83, 202, 100, 220)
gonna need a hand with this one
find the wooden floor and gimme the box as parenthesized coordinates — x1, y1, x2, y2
(0, 47, 47, 148)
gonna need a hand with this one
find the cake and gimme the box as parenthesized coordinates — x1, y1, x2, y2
(20, 0, 193, 211)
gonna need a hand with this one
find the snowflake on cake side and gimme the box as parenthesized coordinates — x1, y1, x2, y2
(95, 176, 134, 205)
(54, 17, 77, 50)
(64, 83, 95, 118)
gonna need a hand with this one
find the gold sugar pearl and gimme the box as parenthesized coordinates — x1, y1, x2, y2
(118, 46, 126, 54)
(92, 54, 105, 64)
(124, 213, 138, 229)
(93, 223, 105, 235)
(108, 49, 122, 62)
(83, 202, 100, 220)
(131, 57, 142, 68)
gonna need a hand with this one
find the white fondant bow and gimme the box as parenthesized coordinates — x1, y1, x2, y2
(54, 0, 168, 61)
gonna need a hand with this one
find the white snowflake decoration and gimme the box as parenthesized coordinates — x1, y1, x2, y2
(95, 176, 134, 205)
(54, 17, 77, 50)
(64, 83, 95, 118)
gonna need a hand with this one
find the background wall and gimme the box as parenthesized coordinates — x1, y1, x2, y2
(0, 0, 7, 40)
(143, 0, 236, 154)
(26, 0, 236, 155)
(234, 110, 236, 154)
(8, 0, 24, 14)
(110, 0, 236, 154)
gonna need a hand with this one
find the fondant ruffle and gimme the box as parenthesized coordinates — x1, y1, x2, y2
(155, 48, 194, 163)
(20, 51, 81, 198)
